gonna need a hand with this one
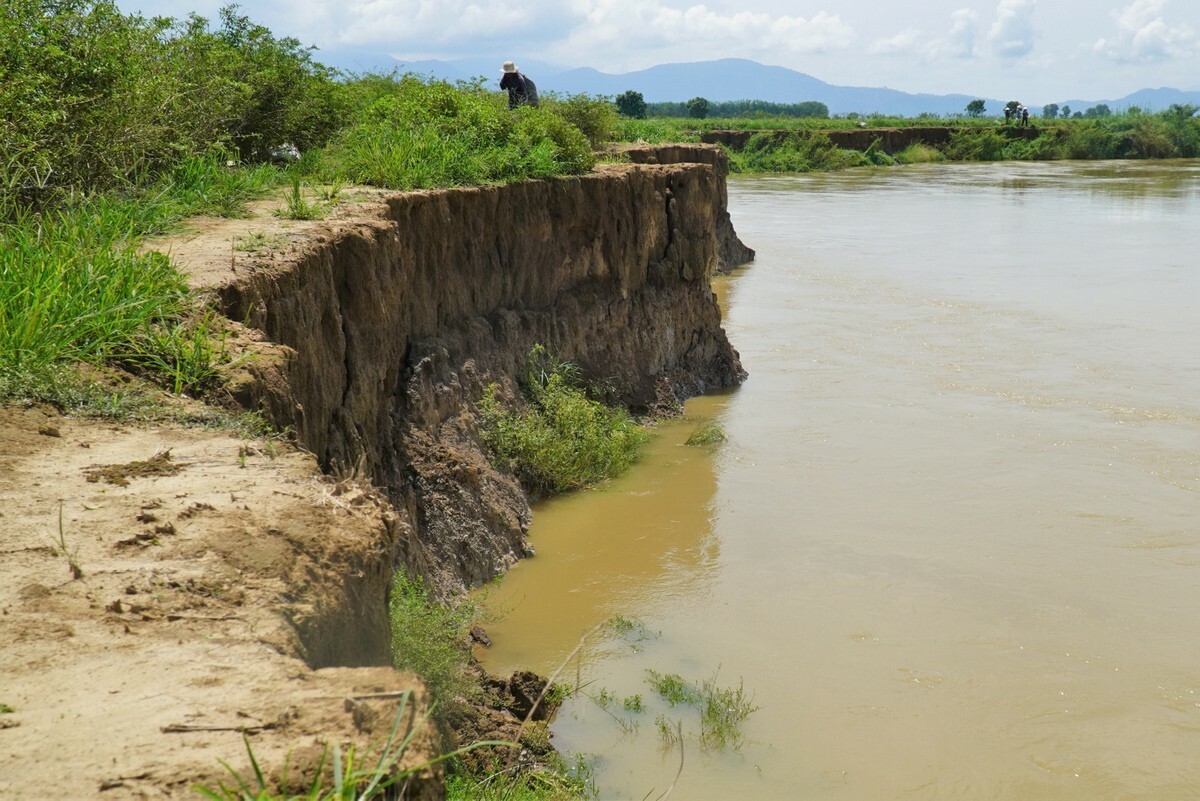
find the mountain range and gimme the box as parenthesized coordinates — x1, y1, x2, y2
(317, 53, 1200, 117)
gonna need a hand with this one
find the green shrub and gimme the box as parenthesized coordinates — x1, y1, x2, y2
(319, 77, 596, 189)
(0, 1, 343, 216)
(894, 143, 946, 164)
(1063, 122, 1121, 160)
(545, 93, 618, 149)
(943, 128, 1009, 161)
(729, 131, 868, 173)
(477, 346, 650, 495)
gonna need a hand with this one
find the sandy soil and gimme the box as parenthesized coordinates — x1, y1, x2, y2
(0, 405, 439, 800)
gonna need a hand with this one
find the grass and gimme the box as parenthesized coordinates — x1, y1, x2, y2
(195, 689, 505, 800)
(0, 154, 282, 409)
(51, 501, 84, 580)
(477, 345, 651, 496)
(646, 669, 759, 751)
(233, 231, 290, 252)
(388, 572, 480, 714)
(445, 752, 595, 800)
(683, 421, 726, 450)
(275, 173, 327, 220)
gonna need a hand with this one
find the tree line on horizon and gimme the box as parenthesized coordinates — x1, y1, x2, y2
(614, 90, 828, 120)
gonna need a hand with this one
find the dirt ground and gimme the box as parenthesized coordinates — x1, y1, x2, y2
(0, 404, 439, 799)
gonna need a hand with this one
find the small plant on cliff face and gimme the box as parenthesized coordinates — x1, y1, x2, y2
(477, 345, 651, 495)
(389, 572, 478, 711)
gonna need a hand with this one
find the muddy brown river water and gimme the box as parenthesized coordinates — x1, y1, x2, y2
(477, 161, 1200, 799)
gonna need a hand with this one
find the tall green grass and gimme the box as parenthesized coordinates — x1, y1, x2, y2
(477, 346, 651, 495)
(0, 155, 277, 402)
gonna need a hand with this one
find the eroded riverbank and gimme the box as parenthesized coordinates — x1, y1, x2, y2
(0, 145, 750, 797)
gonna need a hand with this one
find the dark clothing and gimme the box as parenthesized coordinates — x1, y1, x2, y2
(500, 71, 528, 109)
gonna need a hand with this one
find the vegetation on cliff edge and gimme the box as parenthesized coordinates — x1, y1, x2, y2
(0, 1, 614, 412)
(478, 346, 652, 496)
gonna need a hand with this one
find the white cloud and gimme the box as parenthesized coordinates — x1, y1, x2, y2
(867, 28, 921, 56)
(1094, 0, 1196, 62)
(941, 8, 979, 58)
(545, 1, 853, 69)
(867, 9, 978, 61)
(987, 0, 1036, 58)
(335, 1, 574, 48)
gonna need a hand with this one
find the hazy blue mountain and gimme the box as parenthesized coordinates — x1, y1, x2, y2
(545, 59, 993, 116)
(1056, 87, 1200, 113)
(312, 52, 1199, 117)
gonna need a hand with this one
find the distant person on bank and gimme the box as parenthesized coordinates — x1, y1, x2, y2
(500, 61, 538, 109)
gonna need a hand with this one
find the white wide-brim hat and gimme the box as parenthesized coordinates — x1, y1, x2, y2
(501, 61, 518, 73)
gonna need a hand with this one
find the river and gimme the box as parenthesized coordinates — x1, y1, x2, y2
(476, 160, 1200, 799)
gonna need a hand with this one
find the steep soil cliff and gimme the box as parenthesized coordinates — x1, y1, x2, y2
(179, 148, 749, 596)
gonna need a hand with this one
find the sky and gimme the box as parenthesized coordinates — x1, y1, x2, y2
(112, 0, 1200, 102)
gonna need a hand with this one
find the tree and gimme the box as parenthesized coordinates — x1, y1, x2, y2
(1166, 103, 1198, 119)
(1042, 103, 1059, 119)
(686, 96, 710, 119)
(965, 99, 986, 117)
(1084, 104, 1112, 118)
(1060, 105, 1071, 118)
(614, 89, 647, 119)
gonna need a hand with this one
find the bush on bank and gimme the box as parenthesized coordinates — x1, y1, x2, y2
(478, 346, 651, 496)
(717, 109, 1200, 173)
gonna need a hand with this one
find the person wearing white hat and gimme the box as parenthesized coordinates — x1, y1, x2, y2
(500, 61, 535, 109)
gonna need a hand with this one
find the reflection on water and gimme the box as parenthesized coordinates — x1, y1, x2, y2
(478, 161, 1200, 800)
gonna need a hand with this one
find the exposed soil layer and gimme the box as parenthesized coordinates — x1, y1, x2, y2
(0, 145, 750, 797)
(167, 148, 749, 597)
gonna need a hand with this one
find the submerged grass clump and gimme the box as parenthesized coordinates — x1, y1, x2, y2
(646, 669, 759, 751)
(684, 421, 726, 450)
(478, 345, 651, 495)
